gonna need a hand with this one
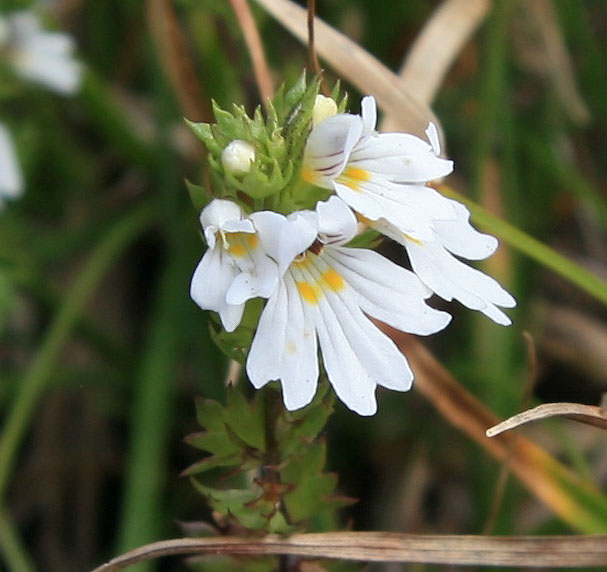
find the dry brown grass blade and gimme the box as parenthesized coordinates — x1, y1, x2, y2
(388, 331, 606, 531)
(487, 403, 607, 437)
(147, 0, 210, 121)
(398, 0, 489, 104)
(252, 0, 439, 138)
(523, 0, 590, 124)
(229, 0, 275, 107)
(381, 0, 489, 132)
(90, 533, 607, 571)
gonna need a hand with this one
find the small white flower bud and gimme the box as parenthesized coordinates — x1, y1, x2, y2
(221, 140, 255, 176)
(312, 95, 338, 127)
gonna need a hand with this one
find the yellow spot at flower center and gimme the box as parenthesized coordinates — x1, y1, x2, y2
(336, 166, 371, 192)
(296, 282, 322, 304)
(322, 269, 345, 292)
(301, 166, 317, 184)
(226, 232, 258, 258)
(229, 243, 246, 257)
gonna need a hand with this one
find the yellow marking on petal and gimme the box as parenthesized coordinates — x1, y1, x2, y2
(322, 269, 345, 292)
(336, 166, 371, 192)
(301, 165, 317, 184)
(403, 233, 423, 246)
(293, 254, 312, 269)
(246, 234, 259, 249)
(228, 243, 246, 257)
(296, 281, 322, 305)
(356, 213, 372, 225)
(286, 341, 297, 355)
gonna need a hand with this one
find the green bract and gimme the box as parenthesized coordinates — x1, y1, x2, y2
(186, 73, 347, 214)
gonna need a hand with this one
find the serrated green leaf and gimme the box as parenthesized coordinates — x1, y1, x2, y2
(181, 452, 242, 476)
(195, 397, 226, 431)
(281, 440, 326, 483)
(226, 387, 265, 450)
(283, 473, 339, 522)
(185, 430, 239, 456)
(192, 482, 272, 530)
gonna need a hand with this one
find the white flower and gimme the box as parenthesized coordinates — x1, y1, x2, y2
(302, 95, 515, 325)
(371, 200, 516, 325)
(302, 96, 455, 241)
(221, 140, 255, 175)
(189, 199, 313, 333)
(0, 122, 23, 209)
(246, 197, 451, 416)
(1, 11, 82, 95)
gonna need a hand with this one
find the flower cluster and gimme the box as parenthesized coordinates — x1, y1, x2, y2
(0, 8, 82, 209)
(190, 87, 515, 415)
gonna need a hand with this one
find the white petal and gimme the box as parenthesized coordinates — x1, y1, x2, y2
(406, 240, 516, 325)
(425, 122, 441, 156)
(349, 132, 453, 183)
(302, 113, 362, 186)
(225, 253, 278, 304)
(0, 123, 23, 199)
(360, 96, 377, 134)
(316, 196, 358, 244)
(324, 247, 452, 335)
(10, 13, 81, 95)
(276, 213, 318, 274)
(247, 274, 319, 409)
(200, 199, 245, 233)
(335, 181, 456, 241)
(190, 246, 244, 332)
(433, 199, 498, 260)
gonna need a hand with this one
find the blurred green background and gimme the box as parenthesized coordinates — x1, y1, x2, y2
(0, 0, 606, 571)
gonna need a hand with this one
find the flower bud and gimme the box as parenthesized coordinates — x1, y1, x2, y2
(221, 140, 255, 176)
(312, 95, 338, 127)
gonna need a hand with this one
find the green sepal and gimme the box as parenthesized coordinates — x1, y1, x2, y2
(186, 179, 212, 212)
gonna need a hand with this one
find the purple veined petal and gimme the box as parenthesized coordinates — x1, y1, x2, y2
(315, 196, 358, 245)
(302, 113, 363, 186)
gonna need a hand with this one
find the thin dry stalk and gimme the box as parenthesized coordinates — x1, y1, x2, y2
(252, 0, 439, 138)
(229, 0, 275, 107)
(89, 533, 607, 571)
(147, 0, 210, 121)
(487, 403, 607, 437)
(306, 0, 322, 78)
(388, 331, 606, 531)
(482, 332, 539, 534)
